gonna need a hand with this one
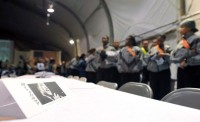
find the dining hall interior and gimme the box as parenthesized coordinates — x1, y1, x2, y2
(0, 0, 200, 121)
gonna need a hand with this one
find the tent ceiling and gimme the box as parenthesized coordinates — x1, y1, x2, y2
(106, 0, 177, 41)
(0, 0, 177, 58)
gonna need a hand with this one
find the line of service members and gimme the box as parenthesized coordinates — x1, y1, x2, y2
(85, 19, 200, 100)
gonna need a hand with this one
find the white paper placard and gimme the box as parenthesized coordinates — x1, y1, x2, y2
(0, 77, 72, 119)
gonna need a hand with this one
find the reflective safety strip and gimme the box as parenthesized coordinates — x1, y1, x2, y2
(182, 39, 190, 49)
(141, 47, 147, 55)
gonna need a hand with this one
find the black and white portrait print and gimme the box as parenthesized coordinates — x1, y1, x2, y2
(28, 82, 66, 105)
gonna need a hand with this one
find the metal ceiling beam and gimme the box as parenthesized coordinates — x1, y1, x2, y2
(99, 0, 114, 43)
(6, 0, 112, 51)
(84, 0, 114, 43)
(84, 2, 102, 24)
(55, 1, 90, 51)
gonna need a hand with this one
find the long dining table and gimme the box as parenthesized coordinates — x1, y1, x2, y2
(1, 75, 200, 122)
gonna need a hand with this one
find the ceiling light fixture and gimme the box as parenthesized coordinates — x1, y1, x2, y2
(47, 3, 54, 13)
(46, 13, 50, 26)
(69, 39, 75, 45)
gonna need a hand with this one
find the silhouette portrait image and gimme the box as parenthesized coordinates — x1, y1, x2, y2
(28, 82, 66, 105)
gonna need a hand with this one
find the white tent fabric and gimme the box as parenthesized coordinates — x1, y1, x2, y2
(77, 0, 178, 52)
(59, 0, 178, 53)
(85, 8, 110, 49)
(106, 0, 177, 40)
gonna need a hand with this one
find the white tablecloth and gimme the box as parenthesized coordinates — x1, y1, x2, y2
(1, 75, 200, 122)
